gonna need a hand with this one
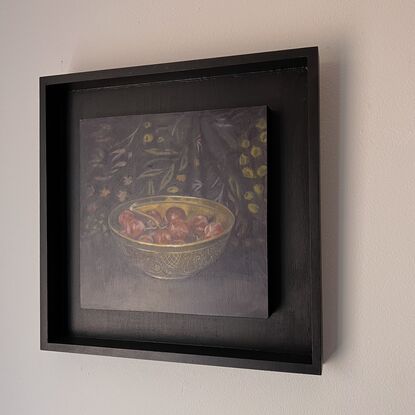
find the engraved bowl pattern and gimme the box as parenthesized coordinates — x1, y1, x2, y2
(108, 196, 235, 279)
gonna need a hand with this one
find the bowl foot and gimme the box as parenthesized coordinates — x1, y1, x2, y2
(143, 271, 196, 280)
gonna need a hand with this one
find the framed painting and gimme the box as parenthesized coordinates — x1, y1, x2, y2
(80, 106, 268, 318)
(40, 46, 321, 374)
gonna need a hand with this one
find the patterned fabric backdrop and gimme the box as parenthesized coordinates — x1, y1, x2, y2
(80, 106, 267, 251)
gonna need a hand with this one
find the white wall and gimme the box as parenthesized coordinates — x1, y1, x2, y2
(1, 0, 414, 413)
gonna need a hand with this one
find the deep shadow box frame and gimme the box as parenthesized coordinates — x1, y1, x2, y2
(40, 47, 321, 375)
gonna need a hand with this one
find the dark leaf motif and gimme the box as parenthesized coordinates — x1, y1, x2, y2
(113, 161, 127, 168)
(192, 179, 202, 193)
(137, 169, 164, 180)
(144, 148, 178, 156)
(90, 162, 104, 169)
(215, 184, 225, 203)
(179, 149, 188, 171)
(89, 148, 105, 165)
(214, 126, 238, 149)
(227, 191, 239, 217)
(111, 148, 126, 162)
(210, 176, 220, 189)
(228, 176, 241, 200)
(235, 220, 248, 238)
(142, 158, 176, 172)
(94, 176, 112, 181)
(86, 185, 95, 197)
(214, 122, 233, 128)
(147, 180, 155, 195)
(171, 113, 186, 137)
(159, 164, 175, 191)
(228, 190, 235, 203)
(115, 126, 139, 148)
(195, 135, 202, 153)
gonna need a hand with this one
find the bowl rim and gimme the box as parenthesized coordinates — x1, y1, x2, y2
(108, 195, 235, 249)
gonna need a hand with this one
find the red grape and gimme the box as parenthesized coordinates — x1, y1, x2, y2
(168, 220, 190, 240)
(165, 207, 186, 223)
(125, 218, 145, 239)
(204, 222, 224, 239)
(153, 229, 173, 244)
(190, 215, 209, 236)
(118, 210, 135, 227)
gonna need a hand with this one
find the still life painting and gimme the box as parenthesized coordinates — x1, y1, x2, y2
(80, 105, 268, 317)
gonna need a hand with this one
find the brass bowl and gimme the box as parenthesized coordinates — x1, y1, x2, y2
(108, 196, 235, 279)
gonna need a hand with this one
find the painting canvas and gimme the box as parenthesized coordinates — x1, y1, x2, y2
(80, 106, 268, 318)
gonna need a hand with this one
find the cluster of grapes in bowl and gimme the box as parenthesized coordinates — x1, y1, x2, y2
(118, 206, 224, 245)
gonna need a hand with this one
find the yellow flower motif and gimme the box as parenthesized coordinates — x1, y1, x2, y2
(176, 174, 186, 182)
(256, 118, 266, 130)
(167, 186, 179, 193)
(244, 191, 254, 200)
(117, 190, 128, 202)
(239, 153, 249, 166)
(242, 167, 255, 178)
(99, 187, 111, 198)
(143, 133, 153, 143)
(253, 184, 264, 195)
(157, 136, 165, 143)
(259, 131, 267, 143)
(248, 203, 259, 214)
(144, 121, 151, 128)
(257, 165, 267, 178)
(194, 158, 200, 167)
(241, 139, 250, 149)
(251, 146, 262, 158)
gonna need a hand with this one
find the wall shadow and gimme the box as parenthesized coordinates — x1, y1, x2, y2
(320, 57, 346, 362)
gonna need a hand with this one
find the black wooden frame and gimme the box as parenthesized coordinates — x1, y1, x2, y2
(40, 47, 321, 374)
